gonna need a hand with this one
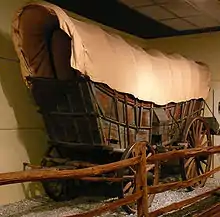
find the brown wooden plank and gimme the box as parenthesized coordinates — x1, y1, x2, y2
(150, 186, 220, 217)
(23, 163, 124, 182)
(78, 177, 123, 182)
(135, 142, 149, 216)
(24, 161, 98, 169)
(148, 166, 220, 194)
(64, 190, 142, 217)
(24, 163, 131, 182)
(147, 145, 220, 163)
(193, 202, 220, 217)
(211, 212, 220, 217)
(0, 156, 140, 186)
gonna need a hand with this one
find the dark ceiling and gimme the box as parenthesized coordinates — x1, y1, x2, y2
(45, 0, 220, 39)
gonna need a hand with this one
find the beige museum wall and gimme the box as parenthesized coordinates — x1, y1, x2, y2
(0, 0, 220, 205)
(0, 0, 48, 205)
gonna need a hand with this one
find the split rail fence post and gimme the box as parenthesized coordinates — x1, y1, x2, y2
(135, 142, 149, 217)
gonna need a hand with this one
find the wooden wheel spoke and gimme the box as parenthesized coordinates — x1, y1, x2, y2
(146, 152, 152, 158)
(131, 150, 136, 158)
(193, 165, 197, 178)
(185, 157, 194, 169)
(123, 181, 133, 193)
(186, 159, 195, 178)
(188, 163, 195, 179)
(195, 158, 204, 175)
(128, 186, 135, 195)
(199, 163, 204, 174)
(129, 166, 136, 174)
(199, 129, 207, 144)
(196, 121, 203, 138)
(188, 131, 194, 146)
(201, 159, 208, 166)
(146, 164, 155, 172)
(198, 121, 203, 136)
(201, 140, 208, 147)
(123, 175, 135, 180)
(192, 124, 196, 142)
(182, 117, 212, 189)
(195, 120, 200, 138)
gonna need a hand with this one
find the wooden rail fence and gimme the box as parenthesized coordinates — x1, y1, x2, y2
(0, 143, 220, 216)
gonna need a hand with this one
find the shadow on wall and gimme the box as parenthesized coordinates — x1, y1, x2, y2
(0, 31, 47, 198)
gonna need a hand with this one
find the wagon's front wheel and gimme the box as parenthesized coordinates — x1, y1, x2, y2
(41, 146, 76, 201)
(181, 117, 213, 190)
(118, 142, 159, 215)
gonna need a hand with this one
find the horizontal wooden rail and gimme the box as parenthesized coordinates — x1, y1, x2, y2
(149, 186, 220, 217)
(193, 202, 220, 217)
(147, 145, 220, 163)
(0, 156, 140, 186)
(148, 166, 220, 194)
(1, 142, 219, 217)
(65, 190, 142, 217)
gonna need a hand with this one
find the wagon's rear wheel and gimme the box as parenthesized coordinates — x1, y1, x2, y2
(41, 146, 76, 201)
(118, 142, 159, 215)
(181, 117, 213, 190)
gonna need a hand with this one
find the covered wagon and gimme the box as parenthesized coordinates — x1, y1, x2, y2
(11, 2, 219, 214)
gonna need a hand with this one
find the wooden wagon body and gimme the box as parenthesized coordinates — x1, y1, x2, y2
(11, 2, 219, 214)
(27, 75, 206, 153)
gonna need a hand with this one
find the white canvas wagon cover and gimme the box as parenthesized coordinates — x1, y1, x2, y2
(11, 2, 211, 105)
